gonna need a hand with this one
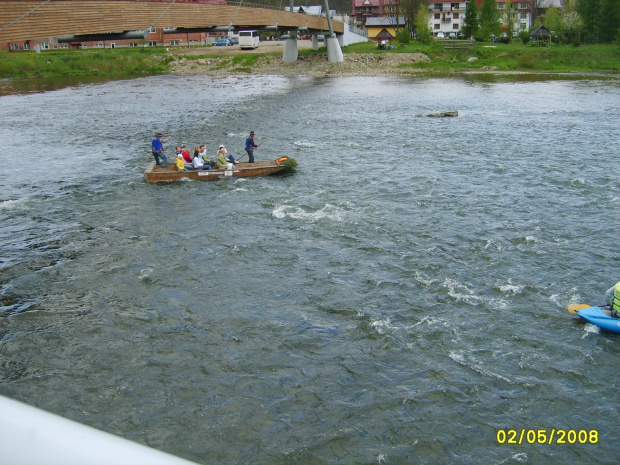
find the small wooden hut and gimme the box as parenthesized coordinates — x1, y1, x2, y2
(530, 25, 551, 47)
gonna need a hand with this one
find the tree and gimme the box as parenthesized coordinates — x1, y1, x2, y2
(543, 7, 564, 42)
(503, 1, 518, 39)
(599, 0, 620, 42)
(462, 0, 479, 39)
(563, 11, 583, 44)
(414, 4, 432, 43)
(399, 0, 426, 38)
(478, 0, 501, 41)
(577, 0, 601, 43)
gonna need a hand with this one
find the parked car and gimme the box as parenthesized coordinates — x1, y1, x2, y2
(213, 38, 233, 46)
(275, 34, 291, 41)
(448, 32, 457, 39)
(436, 32, 445, 39)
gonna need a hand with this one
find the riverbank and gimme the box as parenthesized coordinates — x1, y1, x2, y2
(1, 41, 619, 81)
(168, 41, 620, 78)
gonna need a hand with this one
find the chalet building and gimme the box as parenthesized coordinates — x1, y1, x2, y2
(427, 1, 537, 38)
(355, 0, 564, 39)
(365, 16, 406, 43)
(352, 0, 398, 27)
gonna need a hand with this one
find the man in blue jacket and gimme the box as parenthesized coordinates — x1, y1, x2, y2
(245, 131, 258, 163)
(152, 133, 171, 167)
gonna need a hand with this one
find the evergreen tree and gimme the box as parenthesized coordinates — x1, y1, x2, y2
(599, 0, 620, 42)
(462, 0, 480, 39)
(478, 0, 502, 41)
(577, 0, 601, 42)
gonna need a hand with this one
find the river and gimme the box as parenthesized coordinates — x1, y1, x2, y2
(1, 73, 619, 464)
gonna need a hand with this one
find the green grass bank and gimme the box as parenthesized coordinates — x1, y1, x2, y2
(0, 47, 171, 78)
(1, 41, 619, 79)
(341, 41, 620, 73)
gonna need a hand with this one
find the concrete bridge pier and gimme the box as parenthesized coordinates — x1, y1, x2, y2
(326, 36, 344, 62)
(282, 38, 298, 63)
(312, 35, 319, 51)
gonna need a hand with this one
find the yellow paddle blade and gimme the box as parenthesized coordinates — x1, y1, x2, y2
(567, 304, 591, 314)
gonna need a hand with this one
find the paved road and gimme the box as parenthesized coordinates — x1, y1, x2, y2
(170, 39, 316, 56)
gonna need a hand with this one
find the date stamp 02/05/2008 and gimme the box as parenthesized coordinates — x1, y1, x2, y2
(496, 429, 599, 445)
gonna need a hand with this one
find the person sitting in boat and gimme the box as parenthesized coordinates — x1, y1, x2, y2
(218, 145, 237, 165)
(604, 281, 620, 318)
(175, 146, 183, 162)
(197, 144, 215, 168)
(216, 146, 235, 170)
(181, 145, 192, 164)
(175, 152, 186, 171)
(192, 148, 212, 170)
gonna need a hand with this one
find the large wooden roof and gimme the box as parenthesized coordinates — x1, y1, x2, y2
(0, 0, 342, 43)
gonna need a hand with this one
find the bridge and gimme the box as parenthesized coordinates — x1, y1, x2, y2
(0, 0, 351, 62)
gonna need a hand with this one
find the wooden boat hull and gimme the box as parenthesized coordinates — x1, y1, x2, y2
(143, 160, 289, 183)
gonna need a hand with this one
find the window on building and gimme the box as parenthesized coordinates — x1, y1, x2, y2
(129, 42, 138, 47)
(453, 13, 459, 19)
(434, 3, 443, 11)
(451, 3, 459, 10)
(9, 43, 19, 51)
(41, 42, 49, 50)
(520, 13, 527, 19)
(23, 43, 30, 51)
(519, 2, 528, 8)
(149, 41, 157, 46)
(434, 24, 440, 29)
(453, 24, 459, 29)
(435, 13, 440, 19)
(520, 22, 527, 30)
(170, 40, 180, 46)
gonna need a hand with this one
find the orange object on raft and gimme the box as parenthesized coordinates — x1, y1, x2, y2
(277, 157, 288, 163)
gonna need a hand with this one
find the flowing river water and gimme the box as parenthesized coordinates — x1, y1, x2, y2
(1, 73, 620, 464)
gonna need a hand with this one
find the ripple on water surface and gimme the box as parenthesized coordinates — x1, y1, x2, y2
(1, 75, 619, 464)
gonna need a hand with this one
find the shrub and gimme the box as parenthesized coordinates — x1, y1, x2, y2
(396, 27, 411, 45)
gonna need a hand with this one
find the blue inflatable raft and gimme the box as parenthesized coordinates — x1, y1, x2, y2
(577, 306, 620, 334)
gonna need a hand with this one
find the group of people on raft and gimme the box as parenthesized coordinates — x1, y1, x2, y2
(151, 131, 260, 171)
(174, 143, 238, 171)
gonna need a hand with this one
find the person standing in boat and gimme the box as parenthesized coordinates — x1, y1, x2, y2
(604, 281, 620, 318)
(151, 133, 171, 167)
(245, 131, 258, 163)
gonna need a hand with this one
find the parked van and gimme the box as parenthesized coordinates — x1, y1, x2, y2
(239, 30, 260, 49)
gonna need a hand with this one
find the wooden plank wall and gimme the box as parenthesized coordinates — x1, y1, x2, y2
(0, 1, 342, 43)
